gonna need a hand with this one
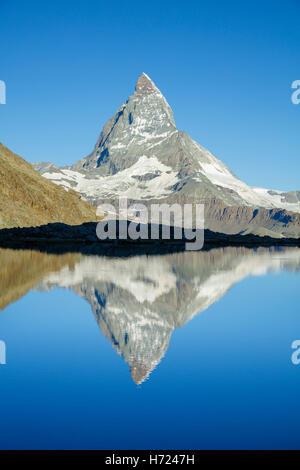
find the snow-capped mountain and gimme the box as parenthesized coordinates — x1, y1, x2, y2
(33, 73, 300, 237)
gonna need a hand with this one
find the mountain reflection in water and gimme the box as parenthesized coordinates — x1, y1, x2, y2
(1, 246, 300, 384)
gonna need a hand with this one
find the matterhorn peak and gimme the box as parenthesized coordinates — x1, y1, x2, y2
(135, 72, 160, 95)
(35, 74, 300, 231)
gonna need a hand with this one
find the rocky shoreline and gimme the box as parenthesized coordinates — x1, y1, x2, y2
(0, 221, 299, 256)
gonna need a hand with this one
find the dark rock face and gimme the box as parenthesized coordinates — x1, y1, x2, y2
(0, 220, 299, 252)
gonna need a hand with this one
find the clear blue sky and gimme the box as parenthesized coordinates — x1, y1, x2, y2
(0, 0, 299, 190)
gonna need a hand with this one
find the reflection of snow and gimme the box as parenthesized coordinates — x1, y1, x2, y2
(43, 255, 177, 303)
(196, 250, 300, 312)
(42, 248, 300, 310)
(39, 247, 300, 384)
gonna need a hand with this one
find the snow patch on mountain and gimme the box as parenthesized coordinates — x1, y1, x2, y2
(43, 156, 179, 202)
(196, 160, 276, 208)
(252, 187, 300, 213)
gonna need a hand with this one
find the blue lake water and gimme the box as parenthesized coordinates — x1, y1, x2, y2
(0, 246, 299, 449)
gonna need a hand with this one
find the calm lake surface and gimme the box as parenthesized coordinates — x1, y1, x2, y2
(0, 246, 299, 450)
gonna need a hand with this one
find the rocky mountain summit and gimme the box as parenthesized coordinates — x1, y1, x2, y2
(33, 73, 300, 238)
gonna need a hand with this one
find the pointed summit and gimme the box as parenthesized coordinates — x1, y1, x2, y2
(70, 71, 176, 175)
(135, 72, 160, 95)
(130, 362, 151, 385)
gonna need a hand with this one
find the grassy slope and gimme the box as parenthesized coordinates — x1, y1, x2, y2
(0, 143, 98, 228)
